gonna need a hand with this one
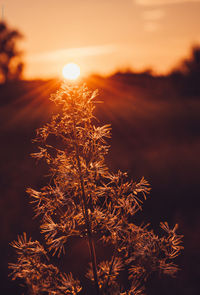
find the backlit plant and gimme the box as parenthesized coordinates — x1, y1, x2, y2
(9, 82, 183, 295)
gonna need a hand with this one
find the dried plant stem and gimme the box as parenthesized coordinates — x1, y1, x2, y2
(9, 83, 183, 295)
(72, 115, 100, 295)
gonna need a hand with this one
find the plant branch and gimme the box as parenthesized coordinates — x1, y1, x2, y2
(72, 112, 100, 295)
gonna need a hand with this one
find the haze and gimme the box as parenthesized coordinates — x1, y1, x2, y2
(3, 0, 200, 78)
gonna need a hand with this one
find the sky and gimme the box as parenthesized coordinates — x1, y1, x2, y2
(2, 0, 200, 79)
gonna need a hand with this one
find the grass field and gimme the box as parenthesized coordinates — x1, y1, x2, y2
(1, 74, 200, 294)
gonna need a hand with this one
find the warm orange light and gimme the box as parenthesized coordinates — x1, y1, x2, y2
(62, 63, 80, 80)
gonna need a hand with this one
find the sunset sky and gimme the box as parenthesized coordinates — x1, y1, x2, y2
(3, 0, 200, 79)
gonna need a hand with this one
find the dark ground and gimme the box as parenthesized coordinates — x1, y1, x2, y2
(1, 72, 200, 294)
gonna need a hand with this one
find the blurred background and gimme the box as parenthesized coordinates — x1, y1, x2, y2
(1, 1, 200, 294)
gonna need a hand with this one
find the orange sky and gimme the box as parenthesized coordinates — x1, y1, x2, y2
(3, 0, 200, 79)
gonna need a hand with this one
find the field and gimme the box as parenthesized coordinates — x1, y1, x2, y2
(1, 73, 200, 294)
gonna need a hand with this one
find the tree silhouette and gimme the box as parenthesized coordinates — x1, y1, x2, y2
(0, 21, 24, 83)
(170, 45, 200, 96)
(180, 46, 200, 96)
(181, 45, 200, 75)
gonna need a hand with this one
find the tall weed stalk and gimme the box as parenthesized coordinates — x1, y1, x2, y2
(9, 82, 183, 295)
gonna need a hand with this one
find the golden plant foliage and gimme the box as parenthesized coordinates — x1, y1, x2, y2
(9, 82, 183, 295)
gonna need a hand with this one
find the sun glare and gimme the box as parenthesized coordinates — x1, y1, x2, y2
(62, 63, 80, 80)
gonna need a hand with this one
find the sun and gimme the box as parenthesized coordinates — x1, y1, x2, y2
(62, 63, 80, 80)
